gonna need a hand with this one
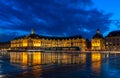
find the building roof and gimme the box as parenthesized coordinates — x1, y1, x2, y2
(13, 33, 84, 40)
(92, 33, 103, 39)
(92, 29, 103, 39)
(12, 29, 84, 40)
(107, 30, 120, 37)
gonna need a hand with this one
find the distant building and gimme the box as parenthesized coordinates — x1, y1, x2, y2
(11, 29, 87, 51)
(0, 42, 11, 51)
(105, 30, 120, 51)
(91, 29, 105, 51)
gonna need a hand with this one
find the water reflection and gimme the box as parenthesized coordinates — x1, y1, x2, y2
(9, 52, 105, 66)
(3, 51, 120, 78)
(10, 52, 88, 66)
(91, 52, 101, 74)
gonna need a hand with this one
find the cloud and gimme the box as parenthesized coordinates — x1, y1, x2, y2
(0, 0, 112, 41)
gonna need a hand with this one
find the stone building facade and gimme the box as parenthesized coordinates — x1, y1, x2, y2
(11, 29, 87, 51)
(91, 29, 105, 51)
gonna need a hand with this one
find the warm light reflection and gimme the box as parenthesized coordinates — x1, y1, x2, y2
(91, 52, 101, 73)
(9, 52, 108, 67)
(91, 61, 101, 73)
(9, 52, 88, 66)
(33, 52, 41, 65)
(91, 52, 101, 62)
(79, 53, 86, 64)
(22, 52, 28, 65)
(8, 51, 112, 77)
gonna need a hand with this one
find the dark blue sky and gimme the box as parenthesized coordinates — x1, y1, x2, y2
(0, 0, 120, 42)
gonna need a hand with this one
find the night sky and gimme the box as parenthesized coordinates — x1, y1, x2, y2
(0, 0, 120, 42)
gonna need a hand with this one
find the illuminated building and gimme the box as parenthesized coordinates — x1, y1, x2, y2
(105, 30, 120, 51)
(11, 29, 87, 51)
(91, 29, 105, 51)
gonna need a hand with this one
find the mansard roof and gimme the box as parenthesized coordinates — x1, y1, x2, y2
(92, 33, 103, 39)
(92, 29, 103, 39)
(12, 33, 84, 40)
(107, 30, 120, 37)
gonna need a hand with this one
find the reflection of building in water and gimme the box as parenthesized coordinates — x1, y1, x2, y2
(11, 29, 87, 51)
(10, 52, 104, 67)
(79, 53, 86, 64)
(91, 52, 101, 62)
(9, 52, 87, 66)
(91, 52, 101, 73)
(91, 29, 105, 51)
(91, 61, 101, 73)
(10, 52, 42, 66)
(105, 30, 120, 51)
